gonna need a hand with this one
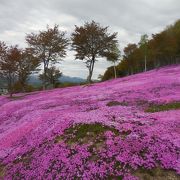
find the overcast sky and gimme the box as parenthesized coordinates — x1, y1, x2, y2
(0, 0, 179, 79)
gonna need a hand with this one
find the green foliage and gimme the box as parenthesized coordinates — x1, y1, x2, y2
(13, 81, 38, 93)
(39, 66, 62, 88)
(17, 48, 40, 91)
(102, 19, 180, 81)
(0, 164, 5, 178)
(102, 64, 127, 81)
(134, 167, 179, 180)
(106, 101, 128, 107)
(102, 66, 116, 81)
(58, 82, 80, 88)
(26, 25, 69, 89)
(71, 21, 118, 83)
(0, 44, 20, 97)
(106, 44, 121, 63)
(146, 101, 180, 112)
(25, 85, 36, 92)
(62, 123, 119, 144)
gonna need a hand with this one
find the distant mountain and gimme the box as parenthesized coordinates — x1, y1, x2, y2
(28, 75, 42, 86)
(59, 75, 86, 83)
(0, 75, 86, 88)
(28, 74, 86, 85)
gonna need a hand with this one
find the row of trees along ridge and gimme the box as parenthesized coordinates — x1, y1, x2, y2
(102, 20, 180, 81)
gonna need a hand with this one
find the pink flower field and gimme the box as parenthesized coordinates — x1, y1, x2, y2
(0, 65, 180, 179)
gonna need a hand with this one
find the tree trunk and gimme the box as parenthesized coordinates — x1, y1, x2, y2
(144, 55, 147, 72)
(87, 65, 92, 84)
(8, 77, 13, 98)
(87, 69, 93, 84)
(113, 62, 117, 79)
(20, 80, 26, 92)
(43, 61, 48, 90)
(43, 66, 47, 90)
(9, 85, 13, 98)
(131, 67, 134, 75)
(87, 57, 95, 84)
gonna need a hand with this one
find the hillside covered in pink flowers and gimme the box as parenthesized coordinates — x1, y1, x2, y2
(0, 65, 180, 179)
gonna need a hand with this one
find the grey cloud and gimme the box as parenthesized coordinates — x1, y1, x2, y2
(0, 0, 179, 78)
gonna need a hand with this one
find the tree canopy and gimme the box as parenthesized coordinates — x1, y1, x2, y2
(71, 21, 119, 83)
(39, 66, 62, 88)
(102, 19, 180, 81)
(0, 44, 20, 97)
(26, 25, 69, 89)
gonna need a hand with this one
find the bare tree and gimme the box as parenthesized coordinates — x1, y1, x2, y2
(71, 21, 118, 83)
(26, 25, 69, 89)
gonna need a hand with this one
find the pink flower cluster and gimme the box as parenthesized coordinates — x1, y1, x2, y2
(0, 65, 180, 179)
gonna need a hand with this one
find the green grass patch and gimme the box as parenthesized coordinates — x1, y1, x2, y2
(8, 96, 24, 101)
(63, 123, 119, 144)
(55, 123, 119, 146)
(107, 175, 122, 180)
(0, 164, 5, 178)
(134, 167, 180, 180)
(54, 123, 120, 164)
(146, 101, 180, 112)
(106, 101, 128, 107)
